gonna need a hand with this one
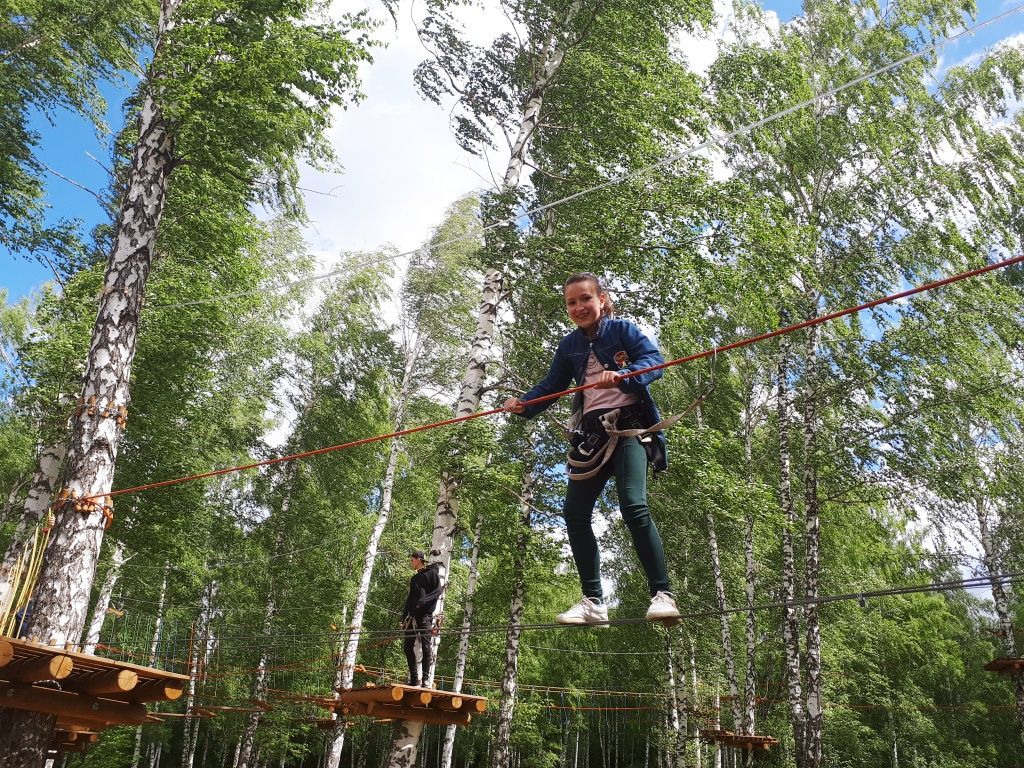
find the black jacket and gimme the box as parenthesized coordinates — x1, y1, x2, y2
(402, 562, 443, 620)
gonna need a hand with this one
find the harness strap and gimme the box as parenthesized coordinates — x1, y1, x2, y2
(566, 386, 713, 482)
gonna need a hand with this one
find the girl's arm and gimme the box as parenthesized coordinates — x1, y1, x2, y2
(510, 338, 574, 418)
(615, 322, 665, 394)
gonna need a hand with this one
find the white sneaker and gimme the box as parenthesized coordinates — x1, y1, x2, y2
(646, 591, 680, 621)
(556, 597, 609, 626)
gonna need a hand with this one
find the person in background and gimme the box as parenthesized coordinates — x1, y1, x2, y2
(401, 549, 443, 686)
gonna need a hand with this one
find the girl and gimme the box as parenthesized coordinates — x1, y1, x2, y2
(504, 273, 679, 624)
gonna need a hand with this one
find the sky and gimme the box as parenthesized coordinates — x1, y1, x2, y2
(4, 0, 1024, 307)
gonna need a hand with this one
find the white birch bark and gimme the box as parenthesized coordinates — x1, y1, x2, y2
(0, 443, 65, 612)
(975, 494, 1024, 736)
(665, 637, 685, 768)
(383, 268, 503, 767)
(440, 518, 483, 768)
(82, 540, 129, 653)
(235, 598, 274, 768)
(689, 635, 701, 768)
(182, 580, 219, 768)
(776, 330, 805, 766)
(326, 341, 419, 768)
(705, 509, 741, 731)
(491, 453, 537, 768)
(132, 565, 169, 768)
(741, 396, 757, 755)
(385, 3, 585, 762)
(0, 0, 180, 758)
(801, 319, 823, 768)
(711, 690, 722, 768)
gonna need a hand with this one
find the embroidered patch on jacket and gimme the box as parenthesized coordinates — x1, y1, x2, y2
(614, 350, 629, 368)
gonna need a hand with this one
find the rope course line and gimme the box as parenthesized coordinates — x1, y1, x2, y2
(149, 1, 1024, 312)
(87, 251, 1024, 503)
(110, 571, 1023, 649)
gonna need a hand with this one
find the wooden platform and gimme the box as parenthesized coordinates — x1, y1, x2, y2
(332, 684, 488, 727)
(984, 658, 1024, 676)
(700, 728, 779, 751)
(0, 635, 190, 753)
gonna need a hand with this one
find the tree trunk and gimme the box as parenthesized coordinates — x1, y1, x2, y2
(327, 341, 419, 768)
(741, 394, 757, 767)
(705, 509, 741, 730)
(711, 690, 722, 768)
(235, 597, 274, 768)
(777, 328, 806, 767)
(82, 540, 128, 653)
(182, 580, 219, 768)
(689, 635, 701, 768)
(0, 443, 64, 611)
(384, 1, 588, 759)
(976, 494, 1024, 737)
(491, 450, 537, 768)
(665, 634, 687, 768)
(440, 518, 483, 768)
(382, 269, 502, 766)
(801, 318, 823, 768)
(132, 565, 168, 768)
(0, 0, 179, 759)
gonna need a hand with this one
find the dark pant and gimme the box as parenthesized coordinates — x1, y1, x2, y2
(403, 615, 433, 684)
(563, 436, 670, 599)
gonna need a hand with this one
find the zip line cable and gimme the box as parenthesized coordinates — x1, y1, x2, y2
(87, 251, 1024, 503)
(151, 1, 1024, 311)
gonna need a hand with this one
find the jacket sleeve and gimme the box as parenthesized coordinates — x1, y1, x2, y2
(518, 337, 575, 419)
(402, 577, 418, 619)
(417, 572, 445, 607)
(615, 321, 665, 395)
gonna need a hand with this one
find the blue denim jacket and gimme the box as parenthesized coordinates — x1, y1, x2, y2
(518, 317, 668, 470)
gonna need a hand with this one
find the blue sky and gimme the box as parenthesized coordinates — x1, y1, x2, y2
(3, 0, 1024, 306)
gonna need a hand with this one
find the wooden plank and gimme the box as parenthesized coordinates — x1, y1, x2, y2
(0, 636, 189, 682)
(0, 681, 150, 725)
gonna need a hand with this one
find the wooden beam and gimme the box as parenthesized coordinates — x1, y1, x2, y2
(55, 720, 100, 733)
(432, 696, 464, 712)
(402, 690, 432, 706)
(335, 686, 405, 705)
(107, 678, 184, 703)
(6, 654, 74, 682)
(0, 681, 150, 725)
(73, 669, 139, 696)
(0, 639, 14, 667)
(339, 701, 472, 727)
(54, 731, 99, 745)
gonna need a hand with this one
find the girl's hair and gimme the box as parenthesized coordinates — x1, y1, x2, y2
(563, 272, 615, 317)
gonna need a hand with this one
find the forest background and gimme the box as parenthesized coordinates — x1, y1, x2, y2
(3, 0, 1024, 767)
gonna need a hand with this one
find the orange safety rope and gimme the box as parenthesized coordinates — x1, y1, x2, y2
(87, 253, 1024, 502)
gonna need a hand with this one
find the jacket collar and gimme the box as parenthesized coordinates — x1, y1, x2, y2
(579, 315, 609, 343)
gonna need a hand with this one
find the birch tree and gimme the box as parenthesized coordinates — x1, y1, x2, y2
(0, 0, 372, 758)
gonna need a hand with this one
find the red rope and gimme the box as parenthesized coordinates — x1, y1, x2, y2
(90, 253, 1024, 502)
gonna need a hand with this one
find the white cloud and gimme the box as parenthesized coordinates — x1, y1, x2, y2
(300, 5, 507, 262)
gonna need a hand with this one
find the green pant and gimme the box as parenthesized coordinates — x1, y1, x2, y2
(563, 436, 671, 599)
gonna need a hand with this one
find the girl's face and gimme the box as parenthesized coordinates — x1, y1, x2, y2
(564, 280, 605, 332)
